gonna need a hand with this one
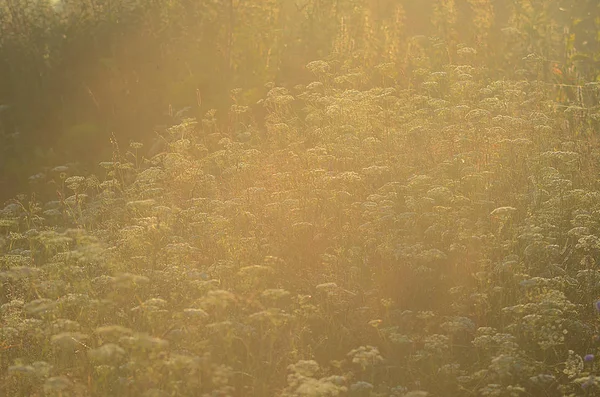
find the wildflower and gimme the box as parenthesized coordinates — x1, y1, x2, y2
(31, 361, 52, 377)
(529, 374, 555, 385)
(111, 273, 150, 289)
(182, 308, 210, 320)
(50, 319, 81, 333)
(248, 308, 291, 327)
(51, 165, 69, 173)
(43, 376, 72, 394)
(95, 325, 134, 343)
(316, 282, 338, 294)
(8, 364, 37, 377)
(64, 176, 85, 191)
(126, 199, 156, 211)
(288, 360, 320, 377)
(347, 345, 384, 369)
(131, 298, 168, 313)
(88, 343, 127, 365)
(261, 288, 291, 301)
(390, 386, 409, 396)
(306, 60, 330, 75)
(119, 334, 169, 352)
(457, 47, 477, 55)
(306, 81, 324, 91)
(237, 265, 274, 279)
(596, 301, 600, 313)
(579, 375, 598, 389)
(424, 334, 450, 354)
(349, 381, 373, 396)
(564, 350, 584, 379)
(585, 354, 595, 362)
(211, 364, 234, 387)
(295, 377, 346, 396)
(404, 391, 429, 397)
(200, 289, 236, 311)
(490, 206, 517, 219)
(23, 298, 58, 317)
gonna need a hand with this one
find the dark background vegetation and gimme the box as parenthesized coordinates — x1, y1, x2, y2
(0, 0, 598, 201)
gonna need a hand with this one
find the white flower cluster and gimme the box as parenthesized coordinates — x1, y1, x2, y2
(282, 360, 347, 397)
(347, 345, 384, 369)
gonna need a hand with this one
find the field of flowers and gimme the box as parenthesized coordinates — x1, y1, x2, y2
(2, 31, 600, 397)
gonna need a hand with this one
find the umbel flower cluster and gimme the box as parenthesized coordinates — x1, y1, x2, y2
(2, 45, 600, 396)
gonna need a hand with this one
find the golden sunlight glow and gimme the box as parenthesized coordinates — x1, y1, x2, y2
(0, 0, 599, 396)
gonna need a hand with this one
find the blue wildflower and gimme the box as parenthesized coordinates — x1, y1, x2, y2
(595, 300, 600, 312)
(582, 375, 596, 389)
(585, 354, 595, 362)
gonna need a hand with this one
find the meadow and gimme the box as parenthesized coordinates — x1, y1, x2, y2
(1, 1, 600, 396)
